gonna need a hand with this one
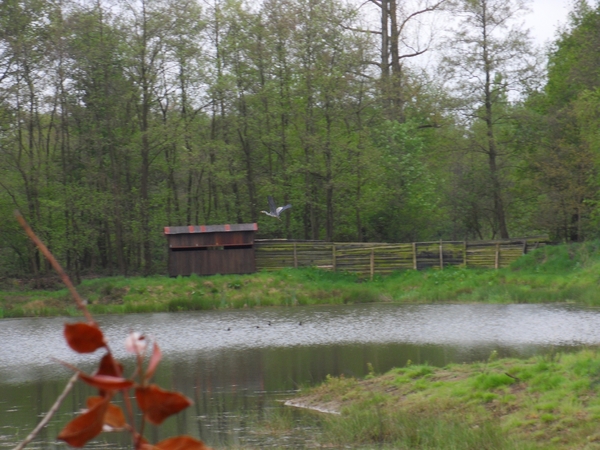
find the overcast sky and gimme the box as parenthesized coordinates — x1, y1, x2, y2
(526, 0, 572, 45)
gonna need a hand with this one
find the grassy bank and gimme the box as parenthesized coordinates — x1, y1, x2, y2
(282, 348, 600, 449)
(2, 241, 600, 318)
(0, 267, 372, 318)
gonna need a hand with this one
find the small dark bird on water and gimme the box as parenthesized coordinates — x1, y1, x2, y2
(260, 195, 291, 220)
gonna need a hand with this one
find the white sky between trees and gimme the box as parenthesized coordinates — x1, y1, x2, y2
(526, 0, 571, 45)
(347, 0, 572, 71)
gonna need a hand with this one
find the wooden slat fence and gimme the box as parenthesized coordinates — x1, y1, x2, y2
(255, 237, 548, 278)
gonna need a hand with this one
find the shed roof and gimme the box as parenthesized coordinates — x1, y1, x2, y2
(164, 223, 258, 235)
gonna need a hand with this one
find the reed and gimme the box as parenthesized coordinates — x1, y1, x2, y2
(322, 406, 521, 449)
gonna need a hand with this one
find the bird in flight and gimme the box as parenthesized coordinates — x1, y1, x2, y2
(261, 195, 291, 220)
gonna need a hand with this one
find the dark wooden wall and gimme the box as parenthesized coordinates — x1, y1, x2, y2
(168, 247, 255, 276)
(165, 226, 257, 276)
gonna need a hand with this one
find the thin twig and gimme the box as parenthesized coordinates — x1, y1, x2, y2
(12, 373, 79, 450)
(14, 211, 94, 324)
(505, 372, 521, 382)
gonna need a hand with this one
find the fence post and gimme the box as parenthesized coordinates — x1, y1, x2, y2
(293, 242, 298, 269)
(495, 242, 500, 269)
(370, 248, 375, 281)
(463, 240, 467, 268)
(332, 244, 336, 271)
(439, 239, 444, 270)
(412, 242, 417, 270)
(522, 239, 527, 255)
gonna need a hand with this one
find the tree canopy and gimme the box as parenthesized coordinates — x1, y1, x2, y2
(0, 0, 598, 277)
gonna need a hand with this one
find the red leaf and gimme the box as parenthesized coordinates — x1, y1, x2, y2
(93, 353, 125, 396)
(86, 396, 127, 429)
(154, 436, 212, 450)
(58, 396, 109, 447)
(64, 323, 105, 353)
(145, 342, 162, 381)
(135, 385, 192, 425)
(95, 353, 123, 378)
(134, 433, 153, 449)
(79, 372, 135, 391)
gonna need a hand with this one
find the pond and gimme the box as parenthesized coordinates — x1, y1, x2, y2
(1, 303, 600, 448)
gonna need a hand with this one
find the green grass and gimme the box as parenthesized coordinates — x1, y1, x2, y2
(0, 268, 368, 318)
(377, 240, 600, 305)
(289, 348, 600, 449)
(323, 405, 522, 449)
(3, 241, 600, 318)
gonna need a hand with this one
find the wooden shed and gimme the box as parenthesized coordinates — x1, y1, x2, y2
(164, 223, 258, 276)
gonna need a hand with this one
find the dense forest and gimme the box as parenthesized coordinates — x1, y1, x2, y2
(0, 0, 599, 277)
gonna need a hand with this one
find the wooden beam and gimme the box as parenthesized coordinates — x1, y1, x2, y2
(413, 242, 417, 270)
(293, 242, 298, 268)
(332, 244, 337, 271)
(370, 248, 375, 281)
(495, 242, 500, 269)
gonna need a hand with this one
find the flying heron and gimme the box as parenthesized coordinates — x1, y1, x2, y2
(261, 195, 291, 220)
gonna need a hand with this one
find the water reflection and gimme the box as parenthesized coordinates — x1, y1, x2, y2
(1, 303, 599, 448)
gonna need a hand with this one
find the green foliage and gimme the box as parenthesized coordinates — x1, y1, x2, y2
(545, 2, 600, 107)
(364, 120, 443, 242)
(522, 3, 600, 242)
(511, 241, 600, 273)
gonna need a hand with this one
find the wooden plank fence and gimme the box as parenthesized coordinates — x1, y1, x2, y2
(255, 237, 548, 278)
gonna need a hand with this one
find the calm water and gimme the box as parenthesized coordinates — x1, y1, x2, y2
(1, 303, 600, 448)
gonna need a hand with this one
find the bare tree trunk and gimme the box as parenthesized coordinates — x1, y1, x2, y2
(482, 5, 509, 239)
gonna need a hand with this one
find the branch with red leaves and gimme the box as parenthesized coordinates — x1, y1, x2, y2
(13, 211, 211, 450)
